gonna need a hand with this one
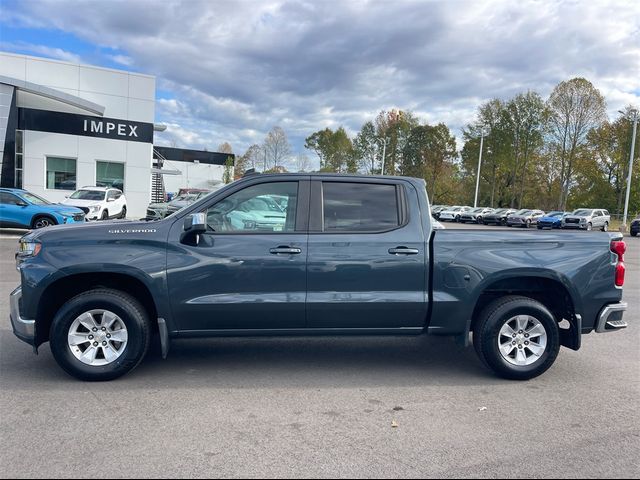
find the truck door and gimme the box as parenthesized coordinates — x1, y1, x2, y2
(306, 179, 428, 330)
(166, 178, 309, 332)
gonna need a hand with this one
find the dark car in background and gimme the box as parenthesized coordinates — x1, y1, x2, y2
(537, 211, 570, 229)
(482, 208, 517, 225)
(430, 205, 448, 219)
(630, 216, 639, 237)
(506, 209, 545, 228)
(147, 191, 212, 220)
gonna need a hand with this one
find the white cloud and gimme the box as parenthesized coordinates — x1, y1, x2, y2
(3, 0, 639, 155)
(0, 41, 83, 64)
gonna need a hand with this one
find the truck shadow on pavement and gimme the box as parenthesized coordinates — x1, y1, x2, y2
(0, 333, 499, 389)
(132, 334, 495, 388)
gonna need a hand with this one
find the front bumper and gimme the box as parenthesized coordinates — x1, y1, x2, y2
(595, 302, 627, 333)
(562, 222, 586, 229)
(10, 286, 36, 345)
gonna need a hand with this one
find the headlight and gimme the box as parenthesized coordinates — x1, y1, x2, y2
(580, 218, 586, 223)
(18, 241, 42, 257)
(61, 211, 78, 217)
(90, 205, 101, 213)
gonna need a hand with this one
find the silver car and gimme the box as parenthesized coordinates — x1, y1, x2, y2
(561, 209, 611, 231)
(438, 206, 472, 222)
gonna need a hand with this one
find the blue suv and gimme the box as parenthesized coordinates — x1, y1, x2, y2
(0, 188, 85, 229)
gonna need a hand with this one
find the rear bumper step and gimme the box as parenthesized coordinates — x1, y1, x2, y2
(596, 302, 627, 333)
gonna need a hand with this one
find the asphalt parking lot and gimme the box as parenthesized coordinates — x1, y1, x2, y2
(0, 224, 638, 479)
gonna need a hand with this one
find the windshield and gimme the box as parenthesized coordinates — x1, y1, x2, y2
(170, 194, 196, 204)
(70, 190, 105, 201)
(492, 208, 506, 214)
(572, 209, 593, 216)
(515, 209, 531, 215)
(20, 192, 51, 205)
(471, 208, 485, 213)
(547, 211, 564, 217)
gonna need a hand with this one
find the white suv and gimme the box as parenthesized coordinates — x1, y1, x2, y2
(62, 186, 127, 221)
(561, 208, 611, 231)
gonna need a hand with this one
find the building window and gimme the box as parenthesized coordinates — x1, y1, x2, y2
(15, 130, 23, 188)
(46, 157, 77, 190)
(96, 161, 125, 191)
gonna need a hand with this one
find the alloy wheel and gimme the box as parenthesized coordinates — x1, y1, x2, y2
(68, 309, 128, 366)
(498, 315, 548, 366)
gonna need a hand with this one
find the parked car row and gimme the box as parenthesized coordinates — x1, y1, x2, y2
(431, 205, 618, 232)
(0, 186, 127, 229)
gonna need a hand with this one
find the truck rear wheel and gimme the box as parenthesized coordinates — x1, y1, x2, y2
(473, 296, 560, 380)
(50, 289, 151, 381)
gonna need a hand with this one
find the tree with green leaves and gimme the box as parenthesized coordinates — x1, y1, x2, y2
(546, 77, 607, 210)
(304, 127, 357, 173)
(354, 121, 379, 174)
(223, 156, 234, 184)
(401, 123, 457, 203)
(374, 109, 419, 175)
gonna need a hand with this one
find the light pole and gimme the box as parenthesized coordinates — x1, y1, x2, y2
(474, 128, 489, 208)
(619, 109, 638, 229)
(379, 137, 388, 176)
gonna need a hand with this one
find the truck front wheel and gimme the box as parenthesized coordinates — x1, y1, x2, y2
(473, 296, 560, 380)
(50, 288, 151, 381)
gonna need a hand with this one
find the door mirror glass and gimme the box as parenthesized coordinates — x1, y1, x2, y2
(184, 212, 207, 233)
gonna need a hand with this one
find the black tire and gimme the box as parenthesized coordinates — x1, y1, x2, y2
(537, 225, 542, 230)
(602, 222, 608, 232)
(473, 295, 560, 380)
(49, 289, 151, 381)
(120, 206, 127, 219)
(31, 215, 57, 229)
(526, 219, 531, 228)
(631, 231, 637, 237)
(455, 215, 461, 222)
(101, 210, 109, 220)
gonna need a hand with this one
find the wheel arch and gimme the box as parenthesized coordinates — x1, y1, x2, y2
(31, 213, 58, 228)
(35, 272, 159, 347)
(467, 271, 582, 351)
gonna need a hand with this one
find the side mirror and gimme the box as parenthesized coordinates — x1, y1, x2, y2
(17, 201, 28, 207)
(181, 212, 207, 245)
(183, 212, 207, 233)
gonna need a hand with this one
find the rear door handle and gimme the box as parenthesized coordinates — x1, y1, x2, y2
(270, 246, 302, 255)
(388, 247, 419, 255)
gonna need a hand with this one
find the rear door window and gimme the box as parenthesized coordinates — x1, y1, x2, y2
(0, 192, 21, 205)
(322, 182, 401, 232)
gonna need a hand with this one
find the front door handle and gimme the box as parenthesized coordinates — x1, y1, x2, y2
(270, 246, 302, 255)
(388, 247, 419, 255)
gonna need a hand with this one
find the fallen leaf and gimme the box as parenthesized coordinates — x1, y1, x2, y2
(391, 420, 399, 428)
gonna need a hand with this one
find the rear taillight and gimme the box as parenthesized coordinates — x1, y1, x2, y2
(611, 240, 626, 287)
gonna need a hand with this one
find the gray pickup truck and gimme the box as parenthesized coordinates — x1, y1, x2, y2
(11, 174, 628, 381)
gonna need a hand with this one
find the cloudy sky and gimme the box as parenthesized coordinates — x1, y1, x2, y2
(1, 0, 639, 166)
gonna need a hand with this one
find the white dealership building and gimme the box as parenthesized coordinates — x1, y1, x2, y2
(0, 52, 231, 218)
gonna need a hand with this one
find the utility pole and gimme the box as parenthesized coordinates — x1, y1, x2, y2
(621, 109, 638, 229)
(474, 128, 488, 208)
(380, 137, 388, 176)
